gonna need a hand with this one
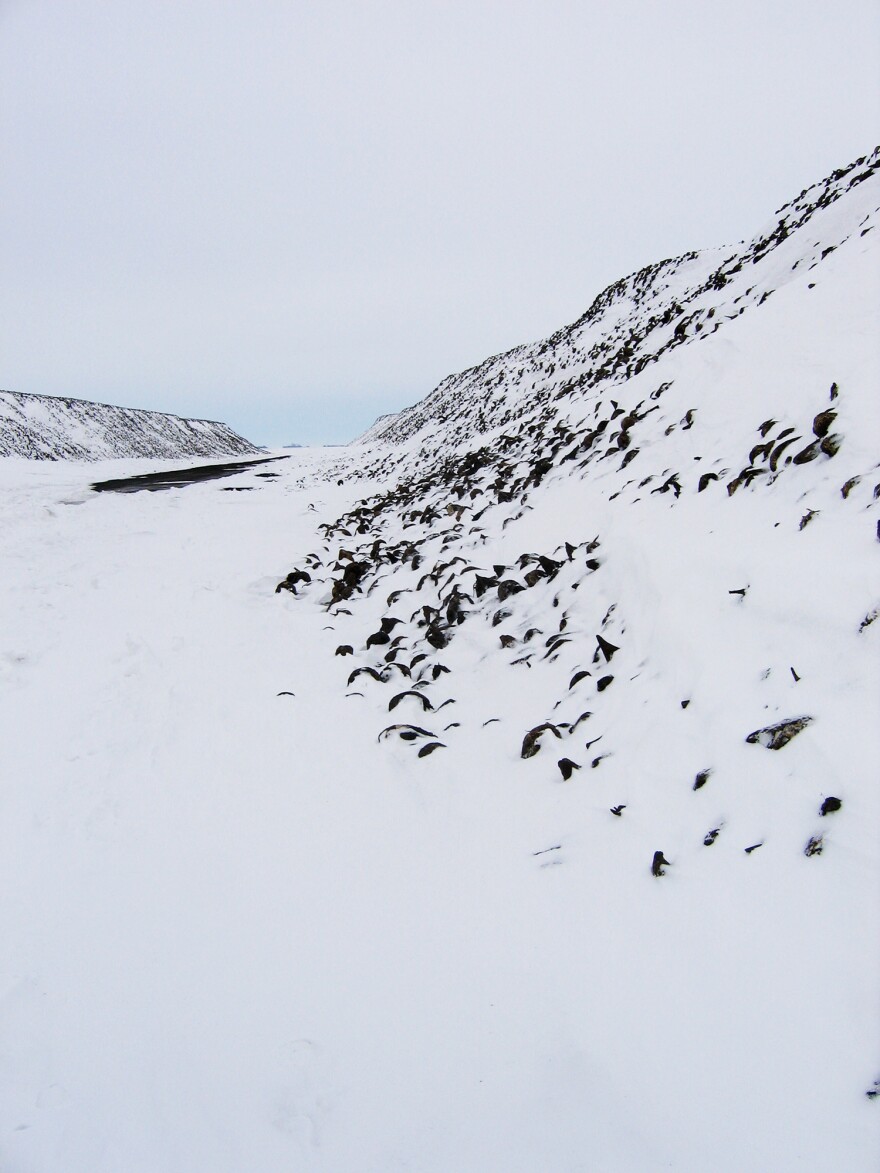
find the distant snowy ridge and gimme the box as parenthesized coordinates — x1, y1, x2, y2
(0, 389, 260, 461)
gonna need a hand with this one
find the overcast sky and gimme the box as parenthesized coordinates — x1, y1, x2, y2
(1, 1, 878, 445)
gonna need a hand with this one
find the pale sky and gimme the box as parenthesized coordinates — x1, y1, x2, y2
(1, 1, 878, 446)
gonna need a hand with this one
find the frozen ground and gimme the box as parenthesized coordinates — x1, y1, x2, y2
(0, 439, 877, 1172)
(2, 148, 879, 1171)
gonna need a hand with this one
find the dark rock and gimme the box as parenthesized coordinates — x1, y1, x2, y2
(841, 476, 861, 499)
(804, 835, 824, 857)
(275, 567, 312, 594)
(521, 722, 562, 759)
(473, 574, 497, 598)
(538, 555, 562, 576)
(652, 850, 671, 877)
(389, 690, 434, 712)
(812, 409, 837, 437)
(595, 634, 619, 662)
(285, 568, 311, 586)
(378, 723, 435, 742)
(557, 757, 580, 781)
(819, 796, 842, 816)
(859, 607, 878, 632)
(417, 741, 445, 758)
(703, 828, 720, 846)
(769, 436, 799, 471)
(425, 624, 449, 649)
(335, 645, 354, 656)
(348, 666, 387, 685)
(693, 769, 712, 791)
(497, 579, 526, 601)
(597, 675, 614, 692)
(799, 509, 818, 530)
(746, 716, 813, 750)
(792, 440, 821, 465)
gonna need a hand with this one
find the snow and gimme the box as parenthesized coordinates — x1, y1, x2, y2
(1, 149, 879, 1170)
(0, 392, 259, 461)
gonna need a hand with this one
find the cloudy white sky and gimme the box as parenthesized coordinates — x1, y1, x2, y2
(1, 1, 878, 445)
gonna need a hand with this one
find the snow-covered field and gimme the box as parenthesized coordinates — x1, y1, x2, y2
(2, 148, 879, 1171)
(1, 433, 877, 1171)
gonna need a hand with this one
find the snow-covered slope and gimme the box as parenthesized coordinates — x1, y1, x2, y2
(358, 146, 878, 460)
(270, 147, 880, 1162)
(1, 148, 878, 1172)
(0, 389, 259, 460)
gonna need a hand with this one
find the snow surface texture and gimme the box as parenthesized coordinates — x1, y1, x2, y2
(2, 149, 879, 1171)
(0, 390, 260, 461)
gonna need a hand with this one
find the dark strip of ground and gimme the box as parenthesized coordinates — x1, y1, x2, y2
(91, 455, 290, 493)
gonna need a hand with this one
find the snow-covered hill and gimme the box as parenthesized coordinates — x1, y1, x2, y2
(302, 147, 879, 814)
(270, 146, 880, 1161)
(0, 389, 259, 460)
(1, 148, 878, 1171)
(358, 146, 878, 459)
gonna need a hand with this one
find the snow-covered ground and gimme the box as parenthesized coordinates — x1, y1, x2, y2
(1, 434, 877, 1171)
(2, 148, 879, 1170)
